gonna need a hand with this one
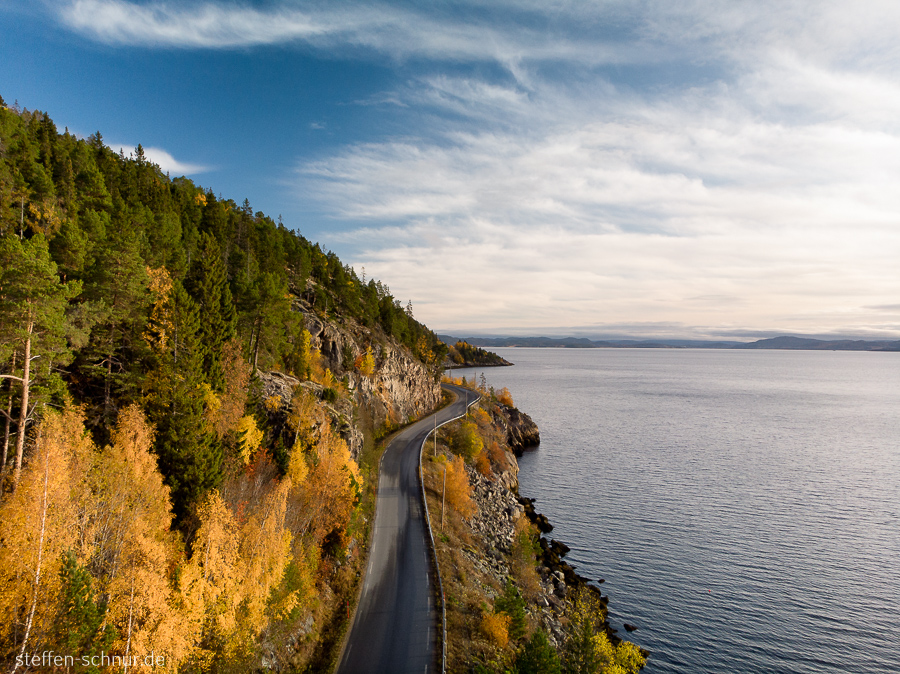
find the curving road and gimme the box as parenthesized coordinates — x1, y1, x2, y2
(336, 384, 477, 674)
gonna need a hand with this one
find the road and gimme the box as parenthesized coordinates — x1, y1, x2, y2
(336, 383, 477, 674)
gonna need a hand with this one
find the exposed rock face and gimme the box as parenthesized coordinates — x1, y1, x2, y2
(491, 403, 541, 455)
(258, 304, 440, 460)
(462, 447, 571, 647)
(302, 310, 440, 432)
(258, 372, 366, 458)
(351, 339, 440, 434)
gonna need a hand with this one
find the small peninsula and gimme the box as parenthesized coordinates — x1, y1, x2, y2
(444, 339, 514, 368)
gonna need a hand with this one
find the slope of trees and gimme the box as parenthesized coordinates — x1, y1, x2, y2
(446, 340, 511, 367)
(0, 98, 447, 669)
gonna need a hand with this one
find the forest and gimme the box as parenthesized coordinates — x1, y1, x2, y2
(445, 341, 512, 368)
(0, 96, 448, 671)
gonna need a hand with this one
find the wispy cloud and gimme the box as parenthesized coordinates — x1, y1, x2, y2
(57, 1, 900, 337)
(53, 0, 709, 74)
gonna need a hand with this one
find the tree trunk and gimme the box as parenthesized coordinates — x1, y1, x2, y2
(251, 316, 261, 372)
(123, 570, 136, 674)
(1, 351, 15, 472)
(13, 322, 32, 488)
(14, 422, 47, 671)
(105, 348, 113, 415)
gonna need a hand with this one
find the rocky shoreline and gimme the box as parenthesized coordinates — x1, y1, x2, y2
(423, 388, 646, 670)
(466, 458, 626, 650)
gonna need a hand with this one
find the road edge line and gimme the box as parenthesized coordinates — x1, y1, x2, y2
(418, 384, 480, 674)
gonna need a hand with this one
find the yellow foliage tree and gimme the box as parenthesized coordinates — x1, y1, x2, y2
(235, 415, 264, 465)
(296, 328, 312, 380)
(286, 388, 325, 453)
(592, 631, 646, 674)
(480, 611, 510, 649)
(445, 455, 475, 518)
(416, 335, 434, 366)
(264, 394, 281, 412)
(450, 420, 483, 460)
(563, 588, 646, 674)
(230, 479, 293, 658)
(0, 407, 89, 662)
(473, 407, 492, 428)
(142, 266, 174, 353)
(356, 346, 375, 377)
(293, 427, 361, 543)
(206, 338, 251, 439)
(98, 405, 198, 671)
(181, 490, 240, 667)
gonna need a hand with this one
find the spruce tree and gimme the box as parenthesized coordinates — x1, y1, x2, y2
(143, 280, 222, 519)
(53, 551, 116, 666)
(188, 232, 236, 391)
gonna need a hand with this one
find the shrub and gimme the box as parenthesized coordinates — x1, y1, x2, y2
(497, 387, 514, 407)
(450, 421, 483, 459)
(445, 455, 476, 518)
(480, 611, 510, 649)
(475, 449, 492, 477)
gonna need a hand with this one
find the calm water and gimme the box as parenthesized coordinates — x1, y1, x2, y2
(453, 349, 900, 674)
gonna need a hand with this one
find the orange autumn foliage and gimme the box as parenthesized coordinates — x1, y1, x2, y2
(497, 387, 515, 408)
(292, 427, 362, 543)
(480, 611, 511, 649)
(488, 441, 511, 472)
(475, 449, 492, 477)
(445, 455, 475, 518)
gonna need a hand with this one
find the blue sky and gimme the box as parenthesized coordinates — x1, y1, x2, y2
(3, 1, 900, 340)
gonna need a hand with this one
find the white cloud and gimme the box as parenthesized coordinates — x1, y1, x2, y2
(58, 0, 900, 337)
(110, 143, 209, 175)
(299, 57, 900, 336)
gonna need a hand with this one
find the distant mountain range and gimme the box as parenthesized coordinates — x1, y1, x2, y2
(733, 336, 900, 351)
(439, 335, 900, 352)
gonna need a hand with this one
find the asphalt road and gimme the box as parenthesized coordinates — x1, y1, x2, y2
(336, 383, 477, 674)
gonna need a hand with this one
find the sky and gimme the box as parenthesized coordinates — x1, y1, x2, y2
(2, 1, 900, 340)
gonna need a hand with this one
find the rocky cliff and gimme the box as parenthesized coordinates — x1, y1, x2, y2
(489, 402, 541, 455)
(259, 301, 441, 460)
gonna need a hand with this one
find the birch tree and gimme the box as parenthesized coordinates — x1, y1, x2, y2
(0, 408, 90, 664)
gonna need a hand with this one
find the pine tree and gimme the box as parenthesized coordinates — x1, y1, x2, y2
(514, 630, 561, 674)
(495, 580, 527, 642)
(81, 230, 149, 423)
(0, 233, 81, 486)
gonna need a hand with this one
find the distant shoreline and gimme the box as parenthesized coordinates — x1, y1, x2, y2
(440, 334, 900, 352)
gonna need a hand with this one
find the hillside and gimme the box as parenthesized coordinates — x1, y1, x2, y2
(0, 99, 447, 671)
(735, 336, 900, 351)
(443, 339, 513, 368)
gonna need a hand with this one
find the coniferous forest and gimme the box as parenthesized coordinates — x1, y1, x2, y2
(0, 97, 449, 671)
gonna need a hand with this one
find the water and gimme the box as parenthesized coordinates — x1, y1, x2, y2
(452, 348, 900, 673)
